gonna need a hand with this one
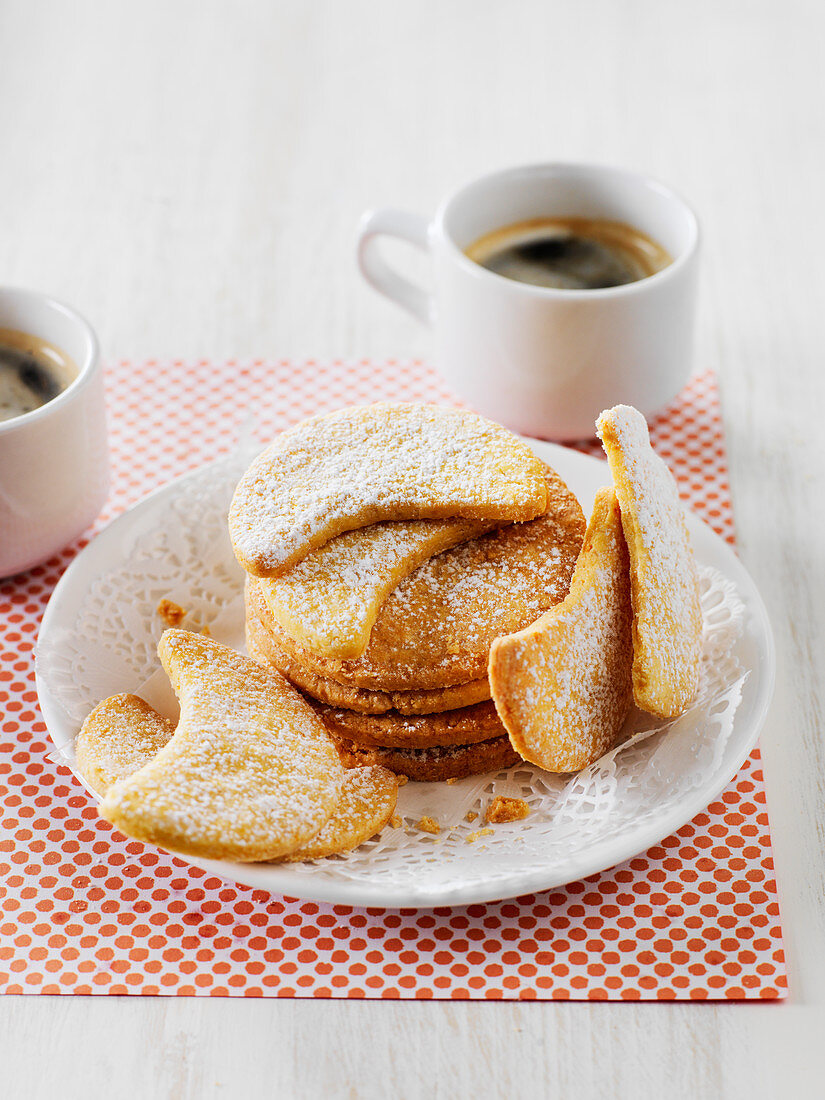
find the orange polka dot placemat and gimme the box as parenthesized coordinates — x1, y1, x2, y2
(0, 360, 785, 1000)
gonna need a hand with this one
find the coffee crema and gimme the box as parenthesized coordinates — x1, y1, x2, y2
(0, 327, 78, 423)
(465, 216, 672, 290)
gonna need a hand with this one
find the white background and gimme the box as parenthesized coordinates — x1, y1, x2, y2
(1, 1, 822, 1096)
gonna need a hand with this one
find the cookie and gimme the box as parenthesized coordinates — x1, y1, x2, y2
(246, 602, 491, 714)
(98, 630, 345, 862)
(256, 515, 493, 661)
(331, 731, 520, 783)
(229, 402, 548, 577)
(76, 694, 175, 796)
(312, 698, 505, 749)
(278, 766, 399, 862)
(247, 466, 585, 691)
(79, 685, 397, 862)
(597, 404, 702, 717)
(489, 487, 634, 772)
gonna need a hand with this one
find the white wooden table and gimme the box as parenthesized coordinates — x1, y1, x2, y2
(1, 1, 822, 1095)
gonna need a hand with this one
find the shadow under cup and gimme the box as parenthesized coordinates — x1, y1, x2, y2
(434, 164, 700, 439)
(0, 289, 109, 578)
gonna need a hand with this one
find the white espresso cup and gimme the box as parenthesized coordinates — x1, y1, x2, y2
(0, 288, 109, 577)
(357, 163, 699, 440)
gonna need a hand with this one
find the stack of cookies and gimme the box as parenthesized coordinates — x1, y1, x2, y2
(230, 403, 587, 782)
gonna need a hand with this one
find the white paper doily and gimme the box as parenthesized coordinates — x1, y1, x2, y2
(35, 442, 775, 907)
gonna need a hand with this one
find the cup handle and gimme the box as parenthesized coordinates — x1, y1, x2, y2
(357, 208, 434, 326)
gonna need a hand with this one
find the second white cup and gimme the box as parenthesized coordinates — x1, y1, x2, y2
(0, 288, 109, 577)
(358, 163, 699, 440)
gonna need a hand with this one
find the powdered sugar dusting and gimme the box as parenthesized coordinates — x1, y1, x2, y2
(246, 599, 492, 713)
(491, 488, 634, 772)
(258, 516, 491, 660)
(228, 403, 547, 575)
(99, 630, 344, 861)
(597, 405, 703, 716)
(76, 694, 175, 796)
(264, 468, 586, 691)
(281, 766, 398, 862)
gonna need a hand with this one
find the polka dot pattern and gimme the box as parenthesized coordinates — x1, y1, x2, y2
(0, 361, 786, 999)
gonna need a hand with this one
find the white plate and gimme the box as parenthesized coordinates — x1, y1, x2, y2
(36, 442, 775, 908)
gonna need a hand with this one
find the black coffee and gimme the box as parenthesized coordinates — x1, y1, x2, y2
(465, 216, 672, 290)
(0, 327, 77, 422)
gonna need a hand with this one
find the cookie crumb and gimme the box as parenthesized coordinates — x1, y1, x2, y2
(485, 796, 530, 824)
(466, 828, 493, 844)
(390, 814, 402, 829)
(157, 599, 186, 627)
(418, 815, 440, 835)
(446, 777, 460, 785)
(465, 811, 478, 823)
(396, 775, 408, 786)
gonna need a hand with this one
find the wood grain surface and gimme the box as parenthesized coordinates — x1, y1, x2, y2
(1, 1, 823, 1096)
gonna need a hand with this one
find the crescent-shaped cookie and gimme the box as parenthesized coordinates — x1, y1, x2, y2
(79, 686, 397, 861)
(228, 402, 548, 577)
(597, 404, 702, 718)
(98, 631, 345, 862)
(256, 515, 494, 661)
(489, 487, 634, 772)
